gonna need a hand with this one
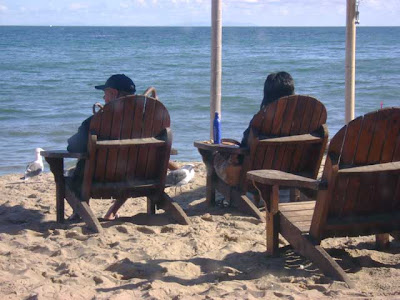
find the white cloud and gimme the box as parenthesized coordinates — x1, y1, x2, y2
(120, 2, 130, 8)
(0, 4, 7, 12)
(136, 0, 146, 6)
(364, 0, 400, 10)
(69, 3, 89, 11)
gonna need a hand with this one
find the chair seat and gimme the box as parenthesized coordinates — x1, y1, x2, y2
(280, 201, 315, 233)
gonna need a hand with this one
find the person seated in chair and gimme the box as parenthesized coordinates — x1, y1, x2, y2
(67, 74, 178, 220)
(67, 74, 136, 219)
(214, 71, 295, 186)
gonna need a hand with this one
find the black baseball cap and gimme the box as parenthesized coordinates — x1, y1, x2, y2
(95, 74, 136, 94)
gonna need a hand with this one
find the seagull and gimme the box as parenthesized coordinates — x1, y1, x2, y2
(166, 164, 195, 195)
(21, 148, 45, 180)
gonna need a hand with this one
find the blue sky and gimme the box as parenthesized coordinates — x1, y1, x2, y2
(0, 0, 399, 26)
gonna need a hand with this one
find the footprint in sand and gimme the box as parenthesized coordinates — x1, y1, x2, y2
(115, 226, 129, 234)
(65, 231, 89, 241)
(160, 226, 174, 233)
(136, 226, 157, 234)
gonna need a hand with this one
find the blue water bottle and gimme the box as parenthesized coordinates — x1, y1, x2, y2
(213, 111, 221, 144)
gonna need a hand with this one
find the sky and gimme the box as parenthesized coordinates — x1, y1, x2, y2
(0, 0, 399, 26)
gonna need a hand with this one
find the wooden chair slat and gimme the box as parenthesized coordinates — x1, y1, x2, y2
(260, 100, 277, 134)
(261, 146, 275, 169)
(146, 102, 168, 179)
(280, 97, 298, 135)
(270, 98, 288, 136)
(289, 144, 304, 173)
(136, 97, 156, 179)
(298, 97, 316, 134)
(381, 109, 400, 162)
(367, 110, 391, 163)
(340, 116, 363, 165)
(131, 96, 146, 138)
(289, 96, 308, 135)
(342, 177, 361, 216)
(280, 145, 295, 172)
(105, 100, 125, 181)
(258, 134, 323, 144)
(272, 147, 286, 170)
(353, 112, 376, 164)
(115, 99, 136, 180)
(308, 101, 326, 133)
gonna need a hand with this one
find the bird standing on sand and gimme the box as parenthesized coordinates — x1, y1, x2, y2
(21, 148, 44, 180)
(166, 164, 195, 195)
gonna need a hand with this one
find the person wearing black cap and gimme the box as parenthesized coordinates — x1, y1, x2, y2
(95, 74, 136, 104)
(66, 74, 136, 220)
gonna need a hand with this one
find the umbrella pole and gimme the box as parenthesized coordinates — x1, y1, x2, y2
(345, 0, 356, 124)
(210, 0, 222, 139)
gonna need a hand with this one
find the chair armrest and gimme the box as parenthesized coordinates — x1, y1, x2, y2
(258, 133, 324, 145)
(221, 138, 241, 146)
(194, 140, 249, 155)
(41, 150, 88, 159)
(96, 137, 165, 148)
(247, 169, 320, 190)
(338, 161, 400, 177)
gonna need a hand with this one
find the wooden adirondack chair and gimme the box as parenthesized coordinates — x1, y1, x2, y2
(247, 107, 400, 287)
(44, 95, 190, 233)
(195, 95, 328, 221)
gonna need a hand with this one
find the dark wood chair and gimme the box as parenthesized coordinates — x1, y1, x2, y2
(43, 95, 190, 233)
(247, 107, 400, 287)
(195, 95, 328, 221)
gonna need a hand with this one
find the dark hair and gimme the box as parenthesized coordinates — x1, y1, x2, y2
(261, 71, 295, 109)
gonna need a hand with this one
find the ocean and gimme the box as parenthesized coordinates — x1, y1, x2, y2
(0, 26, 399, 176)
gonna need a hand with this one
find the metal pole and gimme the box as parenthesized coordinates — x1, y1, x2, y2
(345, 0, 356, 124)
(210, 0, 222, 139)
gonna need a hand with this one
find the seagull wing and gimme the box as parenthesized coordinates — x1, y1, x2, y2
(166, 169, 189, 186)
(22, 161, 43, 179)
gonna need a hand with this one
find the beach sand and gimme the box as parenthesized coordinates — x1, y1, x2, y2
(0, 162, 399, 299)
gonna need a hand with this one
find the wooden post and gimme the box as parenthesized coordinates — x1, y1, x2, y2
(210, 0, 222, 139)
(345, 0, 356, 124)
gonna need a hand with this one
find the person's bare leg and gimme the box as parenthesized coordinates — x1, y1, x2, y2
(104, 198, 126, 220)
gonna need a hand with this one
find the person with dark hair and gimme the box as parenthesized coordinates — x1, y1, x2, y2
(67, 74, 136, 220)
(240, 71, 295, 148)
(214, 71, 295, 186)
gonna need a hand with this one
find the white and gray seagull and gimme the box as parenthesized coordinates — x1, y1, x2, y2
(21, 148, 45, 180)
(166, 164, 195, 195)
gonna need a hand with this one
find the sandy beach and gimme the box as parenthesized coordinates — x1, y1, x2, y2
(0, 161, 399, 299)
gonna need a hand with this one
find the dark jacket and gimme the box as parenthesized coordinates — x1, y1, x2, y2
(67, 116, 92, 184)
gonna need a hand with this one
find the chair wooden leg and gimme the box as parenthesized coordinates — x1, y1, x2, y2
(279, 213, 354, 288)
(237, 193, 266, 222)
(290, 188, 301, 202)
(266, 185, 280, 256)
(376, 233, 390, 250)
(147, 196, 156, 215)
(65, 187, 103, 233)
(158, 192, 190, 225)
(104, 198, 127, 219)
(217, 179, 265, 221)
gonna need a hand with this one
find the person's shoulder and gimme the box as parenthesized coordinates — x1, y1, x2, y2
(81, 115, 93, 125)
